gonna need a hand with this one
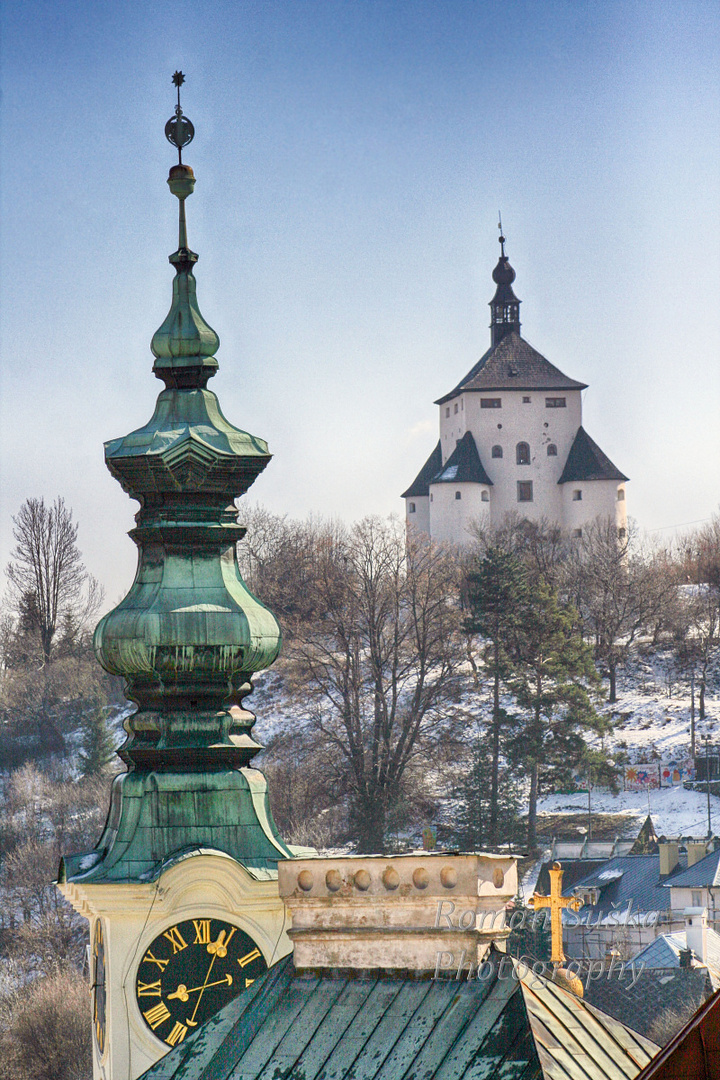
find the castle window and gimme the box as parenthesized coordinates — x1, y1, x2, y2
(491, 445, 503, 458)
(692, 891, 703, 907)
(430, 494, 433, 502)
(573, 528, 582, 538)
(455, 491, 461, 500)
(573, 490, 582, 501)
(481, 398, 502, 409)
(618, 527, 627, 539)
(445, 407, 450, 417)
(545, 397, 566, 408)
(481, 491, 489, 502)
(617, 489, 625, 501)
(408, 502, 416, 513)
(454, 403, 459, 414)
(547, 444, 557, 456)
(516, 442, 530, 465)
(517, 481, 533, 502)
(523, 396, 531, 403)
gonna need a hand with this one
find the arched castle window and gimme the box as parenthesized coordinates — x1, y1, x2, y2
(547, 444, 557, 456)
(516, 442, 530, 465)
(618, 527, 627, 539)
(491, 445, 503, 458)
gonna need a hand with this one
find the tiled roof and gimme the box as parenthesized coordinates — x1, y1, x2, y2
(558, 426, 629, 484)
(633, 928, 720, 978)
(632, 986, 720, 1080)
(430, 432, 493, 486)
(578, 965, 712, 1042)
(435, 332, 586, 404)
(663, 846, 720, 889)
(401, 442, 442, 499)
(566, 855, 688, 916)
(139, 949, 658, 1080)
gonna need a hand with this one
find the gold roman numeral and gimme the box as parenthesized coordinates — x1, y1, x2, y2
(137, 980, 162, 997)
(165, 1021, 188, 1046)
(143, 1001, 171, 1030)
(142, 950, 169, 972)
(245, 977, 255, 988)
(193, 919, 211, 945)
(237, 947, 261, 968)
(163, 926, 188, 954)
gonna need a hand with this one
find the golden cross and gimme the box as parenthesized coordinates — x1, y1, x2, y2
(528, 861, 582, 963)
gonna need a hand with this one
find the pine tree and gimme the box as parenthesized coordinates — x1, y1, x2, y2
(465, 548, 529, 845)
(507, 579, 604, 852)
(78, 704, 116, 778)
(454, 725, 522, 849)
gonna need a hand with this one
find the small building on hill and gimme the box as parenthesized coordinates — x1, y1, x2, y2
(402, 235, 628, 544)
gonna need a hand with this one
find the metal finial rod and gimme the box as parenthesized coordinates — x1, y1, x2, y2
(166, 71, 194, 166)
(498, 213, 506, 257)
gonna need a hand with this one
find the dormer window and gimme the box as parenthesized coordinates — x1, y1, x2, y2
(491, 445, 503, 458)
(516, 442, 530, 465)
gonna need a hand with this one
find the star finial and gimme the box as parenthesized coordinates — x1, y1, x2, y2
(172, 71, 185, 88)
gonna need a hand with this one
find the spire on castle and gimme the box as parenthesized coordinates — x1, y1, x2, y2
(489, 220, 521, 346)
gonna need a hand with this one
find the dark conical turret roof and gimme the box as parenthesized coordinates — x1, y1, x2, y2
(558, 427, 628, 484)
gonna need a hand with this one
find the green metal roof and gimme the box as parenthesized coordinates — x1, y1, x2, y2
(137, 949, 658, 1080)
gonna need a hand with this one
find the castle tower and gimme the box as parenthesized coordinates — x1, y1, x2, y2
(402, 233, 628, 544)
(57, 75, 303, 1080)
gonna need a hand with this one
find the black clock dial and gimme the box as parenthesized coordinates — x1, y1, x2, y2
(92, 920, 107, 1054)
(135, 918, 267, 1046)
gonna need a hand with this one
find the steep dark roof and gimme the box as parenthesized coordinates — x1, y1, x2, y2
(535, 858, 608, 897)
(578, 964, 712, 1041)
(663, 846, 720, 889)
(401, 441, 442, 499)
(139, 947, 658, 1080)
(633, 985, 720, 1080)
(558, 426, 629, 484)
(435, 331, 586, 404)
(430, 431, 493, 486)
(568, 854, 688, 916)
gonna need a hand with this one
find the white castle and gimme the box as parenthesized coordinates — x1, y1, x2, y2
(402, 236, 628, 545)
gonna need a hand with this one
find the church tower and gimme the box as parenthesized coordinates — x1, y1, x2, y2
(402, 232, 628, 544)
(57, 76, 303, 1080)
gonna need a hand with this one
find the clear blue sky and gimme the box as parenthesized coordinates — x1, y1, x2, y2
(1, 0, 719, 602)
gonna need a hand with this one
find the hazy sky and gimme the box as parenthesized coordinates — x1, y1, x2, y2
(1, 0, 719, 605)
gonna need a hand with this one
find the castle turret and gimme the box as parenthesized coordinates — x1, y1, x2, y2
(489, 229, 521, 346)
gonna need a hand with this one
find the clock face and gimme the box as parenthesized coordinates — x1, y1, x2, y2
(92, 920, 107, 1055)
(135, 918, 267, 1047)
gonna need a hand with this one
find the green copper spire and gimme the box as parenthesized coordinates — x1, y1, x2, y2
(60, 75, 292, 885)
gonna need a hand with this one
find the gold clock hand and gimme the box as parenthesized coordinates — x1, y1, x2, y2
(168, 974, 232, 1002)
(187, 944, 220, 1026)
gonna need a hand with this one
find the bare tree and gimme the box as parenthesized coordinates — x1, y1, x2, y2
(5, 498, 101, 664)
(287, 518, 463, 852)
(563, 518, 672, 702)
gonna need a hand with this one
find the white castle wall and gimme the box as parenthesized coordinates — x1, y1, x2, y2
(561, 480, 626, 536)
(428, 482, 490, 545)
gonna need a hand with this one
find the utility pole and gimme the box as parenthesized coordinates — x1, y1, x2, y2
(702, 734, 713, 838)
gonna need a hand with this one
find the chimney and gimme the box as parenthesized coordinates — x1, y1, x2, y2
(278, 853, 518, 972)
(687, 842, 707, 868)
(659, 842, 679, 876)
(679, 947, 693, 968)
(684, 907, 708, 964)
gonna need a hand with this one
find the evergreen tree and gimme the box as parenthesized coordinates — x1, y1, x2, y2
(507, 579, 604, 852)
(454, 724, 522, 849)
(78, 703, 116, 778)
(465, 548, 528, 845)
